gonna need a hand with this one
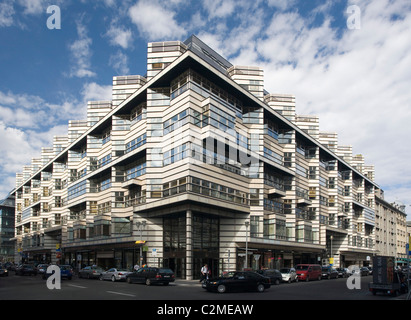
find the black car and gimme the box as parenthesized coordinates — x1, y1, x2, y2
(126, 267, 175, 285)
(3, 262, 15, 271)
(336, 268, 349, 278)
(321, 266, 338, 279)
(0, 265, 9, 277)
(16, 264, 37, 276)
(360, 267, 370, 276)
(256, 269, 282, 285)
(204, 271, 271, 293)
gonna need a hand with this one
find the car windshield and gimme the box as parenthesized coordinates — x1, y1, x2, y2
(295, 266, 309, 270)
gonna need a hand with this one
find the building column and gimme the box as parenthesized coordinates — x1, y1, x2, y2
(186, 210, 193, 280)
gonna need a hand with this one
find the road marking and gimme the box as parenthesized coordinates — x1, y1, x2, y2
(106, 291, 136, 297)
(67, 284, 87, 289)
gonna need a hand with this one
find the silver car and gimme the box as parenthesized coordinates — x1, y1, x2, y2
(280, 267, 298, 283)
(100, 268, 132, 282)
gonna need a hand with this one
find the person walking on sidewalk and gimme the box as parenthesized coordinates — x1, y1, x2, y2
(200, 264, 208, 283)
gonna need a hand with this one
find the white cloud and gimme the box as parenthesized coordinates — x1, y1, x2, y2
(81, 82, 112, 102)
(257, 1, 411, 208)
(266, 0, 297, 11)
(194, 0, 411, 213)
(109, 51, 130, 75)
(0, 81, 113, 199)
(202, 0, 236, 19)
(0, 121, 70, 198)
(17, 0, 46, 15)
(68, 19, 96, 78)
(0, 1, 14, 27)
(105, 22, 133, 49)
(128, 0, 186, 41)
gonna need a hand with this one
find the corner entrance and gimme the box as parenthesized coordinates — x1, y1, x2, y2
(163, 211, 220, 279)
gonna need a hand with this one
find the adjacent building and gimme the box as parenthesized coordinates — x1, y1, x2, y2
(0, 191, 15, 262)
(375, 189, 408, 263)
(12, 35, 393, 279)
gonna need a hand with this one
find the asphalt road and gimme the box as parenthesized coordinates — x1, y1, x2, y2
(0, 271, 402, 301)
(2, 272, 405, 319)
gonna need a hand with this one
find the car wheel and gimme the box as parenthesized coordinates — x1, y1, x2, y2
(257, 283, 265, 292)
(99, 275, 103, 281)
(306, 276, 309, 282)
(146, 278, 151, 286)
(217, 284, 226, 293)
(127, 277, 132, 284)
(163, 282, 169, 286)
(288, 278, 291, 284)
(274, 279, 280, 285)
(111, 275, 116, 282)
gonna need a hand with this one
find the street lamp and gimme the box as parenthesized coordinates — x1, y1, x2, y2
(245, 221, 250, 270)
(135, 221, 146, 266)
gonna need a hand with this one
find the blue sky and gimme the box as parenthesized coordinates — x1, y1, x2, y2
(0, 0, 410, 217)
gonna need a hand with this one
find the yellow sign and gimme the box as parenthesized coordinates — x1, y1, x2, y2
(135, 240, 146, 244)
(329, 258, 334, 265)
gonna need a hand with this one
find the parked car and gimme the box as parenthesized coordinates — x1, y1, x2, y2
(295, 264, 322, 282)
(126, 267, 175, 285)
(3, 262, 16, 271)
(15, 264, 37, 276)
(279, 268, 298, 283)
(100, 268, 132, 282)
(256, 269, 282, 285)
(0, 265, 9, 277)
(60, 265, 74, 279)
(368, 267, 373, 275)
(321, 266, 338, 279)
(43, 265, 73, 280)
(37, 264, 49, 275)
(78, 266, 104, 279)
(360, 267, 370, 276)
(348, 266, 370, 276)
(336, 268, 349, 278)
(204, 271, 271, 293)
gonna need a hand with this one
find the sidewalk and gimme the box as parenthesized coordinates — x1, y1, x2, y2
(174, 279, 204, 287)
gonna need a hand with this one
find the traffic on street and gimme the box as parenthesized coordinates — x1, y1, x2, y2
(0, 262, 407, 301)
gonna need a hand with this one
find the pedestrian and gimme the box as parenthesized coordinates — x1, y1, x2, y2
(200, 264, 208, 283)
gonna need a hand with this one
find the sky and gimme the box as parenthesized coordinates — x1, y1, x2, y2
(0, 0, 410, 217)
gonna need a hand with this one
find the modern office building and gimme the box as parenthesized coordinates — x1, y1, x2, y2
(13, 35, 382, 279)
(0, 191, 15, 262)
